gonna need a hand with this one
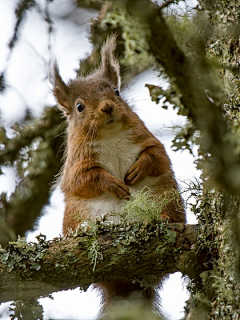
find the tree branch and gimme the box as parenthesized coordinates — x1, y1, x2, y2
(0, 223, 209, 303)
(0, 107, 64, 245)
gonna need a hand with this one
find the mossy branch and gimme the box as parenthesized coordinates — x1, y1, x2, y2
(0, 107, 64, 245)
(0, 107, 62, 166)
(0, 223, 209, 303)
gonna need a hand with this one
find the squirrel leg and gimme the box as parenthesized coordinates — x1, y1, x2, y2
(63, 161, 130, 200)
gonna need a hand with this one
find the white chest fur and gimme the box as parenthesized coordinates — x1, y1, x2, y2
(93, 129, 141, 180)
(85, 129, 141, 218)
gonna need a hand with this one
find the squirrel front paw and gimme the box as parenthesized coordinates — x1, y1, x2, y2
(124, 158, 147, 185)
(125, 147, 167, 185)
(104, 175, 130, 199)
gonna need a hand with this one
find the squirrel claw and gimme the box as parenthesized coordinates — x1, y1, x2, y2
(125, 163, 145, 185)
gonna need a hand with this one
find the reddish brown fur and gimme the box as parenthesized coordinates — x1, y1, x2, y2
(51, 35, 185, 308)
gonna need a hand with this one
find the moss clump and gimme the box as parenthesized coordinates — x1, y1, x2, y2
(118, 187, 181, 224)
(74, 187, 181, 234)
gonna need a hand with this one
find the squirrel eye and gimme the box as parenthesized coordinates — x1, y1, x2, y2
(76, 102, 85, 113)
(114, 88, 120, 96)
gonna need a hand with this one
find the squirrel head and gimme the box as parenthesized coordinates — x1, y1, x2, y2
(50, 36, 131, 138)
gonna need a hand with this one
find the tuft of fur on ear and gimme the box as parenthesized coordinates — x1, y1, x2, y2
(50, 62, 71, 116)
(100, 35, 121, 89)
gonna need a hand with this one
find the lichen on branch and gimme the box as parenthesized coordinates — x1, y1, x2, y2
(0, 222, 203, 303)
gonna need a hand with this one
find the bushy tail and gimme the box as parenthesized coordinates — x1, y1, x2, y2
(94, 279, 162, 317)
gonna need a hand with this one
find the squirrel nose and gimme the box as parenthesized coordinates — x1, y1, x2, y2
(101, 103, 113, 115)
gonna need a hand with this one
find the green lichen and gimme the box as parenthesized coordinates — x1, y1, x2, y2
(162, 227, 177, 244)
(185, 187, 240, 319)
(9, 236, 28, 248)
(88, 239, 103, 273)
(156, 224, 177, 256)
(0, 235, 49, 273)
(99, 2, 154, 71)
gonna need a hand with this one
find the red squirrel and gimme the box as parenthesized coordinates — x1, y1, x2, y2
(51, 36, 185, 308)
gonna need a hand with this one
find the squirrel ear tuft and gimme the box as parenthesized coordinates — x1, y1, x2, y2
(100, 35, 121, 88)
(50, 62, 71, 116)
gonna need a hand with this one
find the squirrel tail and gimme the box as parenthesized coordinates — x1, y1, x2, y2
(94, 280, 161, 314)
